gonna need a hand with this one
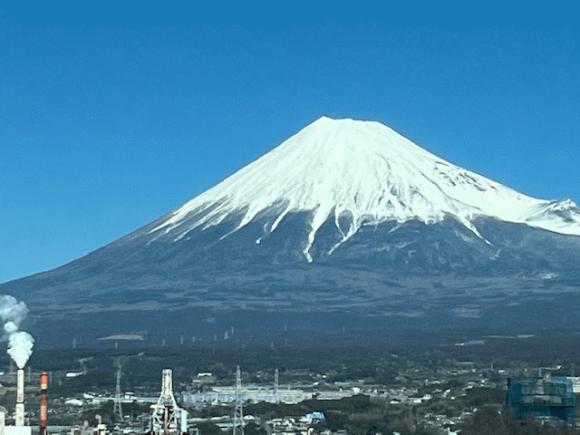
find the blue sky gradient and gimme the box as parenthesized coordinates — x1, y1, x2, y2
(1, 1, 579, 282)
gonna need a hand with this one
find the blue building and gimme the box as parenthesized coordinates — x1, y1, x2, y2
(506, 376, 576, 425)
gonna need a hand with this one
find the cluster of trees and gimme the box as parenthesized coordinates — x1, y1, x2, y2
(460, 407, 580, 435)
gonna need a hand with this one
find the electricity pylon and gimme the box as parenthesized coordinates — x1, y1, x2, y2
(232, 366, 244, 435)
(114, 359, 123, 422)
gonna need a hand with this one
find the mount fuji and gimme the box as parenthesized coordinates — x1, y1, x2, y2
(3, 117, 580, 344)
(149, 116, 580, 256)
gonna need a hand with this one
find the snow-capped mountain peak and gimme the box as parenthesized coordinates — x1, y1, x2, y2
(149, 116, 580, 261)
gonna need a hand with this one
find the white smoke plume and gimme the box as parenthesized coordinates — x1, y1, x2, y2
(0, 295, 34, 368)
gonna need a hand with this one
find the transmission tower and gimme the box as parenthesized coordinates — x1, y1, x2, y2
(274, 368, 279, 403)
(114, 360, 123, 422)
(232, 366, 244, 435)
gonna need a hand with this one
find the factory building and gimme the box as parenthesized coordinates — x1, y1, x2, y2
(182, 386, 307, 406)
(0, 367, 189, 435)
(148, 369, 188, 435)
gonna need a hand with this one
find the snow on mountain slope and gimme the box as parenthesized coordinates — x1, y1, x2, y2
(149, 117, 580, 261)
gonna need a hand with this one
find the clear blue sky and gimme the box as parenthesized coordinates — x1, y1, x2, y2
(1, 1, 579, 283)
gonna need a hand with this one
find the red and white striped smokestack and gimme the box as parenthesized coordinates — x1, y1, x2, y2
(15, 369, 24, 426)
(39, 372, 48, 435)
(40, 372, 48, 392)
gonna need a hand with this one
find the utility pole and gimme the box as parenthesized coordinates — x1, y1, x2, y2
(233, 366, 244, 435)
(114, 359, 123, 422)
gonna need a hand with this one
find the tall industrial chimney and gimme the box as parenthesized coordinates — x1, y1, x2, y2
(0, 407, 6, 435)
(15, 368, 25, 426)
(39, 372, 48, 435)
